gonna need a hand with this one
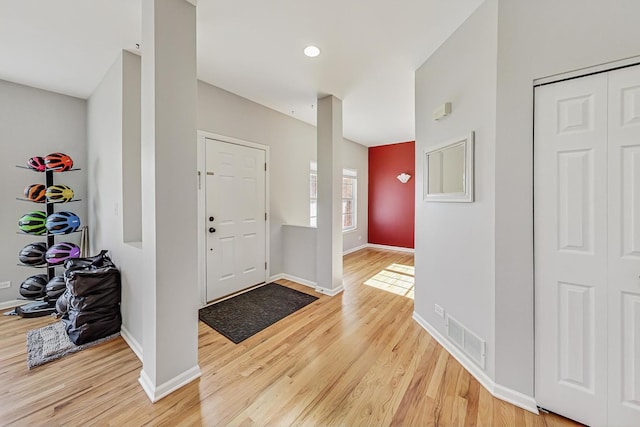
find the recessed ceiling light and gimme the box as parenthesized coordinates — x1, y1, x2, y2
(304, 46, 321, 58)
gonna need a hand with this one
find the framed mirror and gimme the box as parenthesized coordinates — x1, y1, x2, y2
(423, 131, 474, 202)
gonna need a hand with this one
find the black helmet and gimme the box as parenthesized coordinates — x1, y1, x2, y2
(45, 276, 66, 300)
(18, 242, 47, 266)
(19, 274, 48, 299)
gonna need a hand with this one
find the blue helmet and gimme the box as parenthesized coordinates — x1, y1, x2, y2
(46, 211, 81, 235)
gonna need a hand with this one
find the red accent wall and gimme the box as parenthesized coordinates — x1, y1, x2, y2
(368, 141, 415, 248)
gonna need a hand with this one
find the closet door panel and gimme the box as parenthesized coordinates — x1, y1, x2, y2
(607, 65, 640, 427)
(534, 73, 609, 427)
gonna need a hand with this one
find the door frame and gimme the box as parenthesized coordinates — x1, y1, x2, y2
(197, 130, 270, 306)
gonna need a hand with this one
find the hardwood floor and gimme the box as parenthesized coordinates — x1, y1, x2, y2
(0, 248, 579, 426)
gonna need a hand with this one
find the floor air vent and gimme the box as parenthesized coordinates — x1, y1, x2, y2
(445, 314, 486, 370)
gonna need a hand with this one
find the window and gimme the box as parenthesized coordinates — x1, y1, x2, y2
(342, 170, 357, 231)
(310, 163, 357, 232)
(310, 171, 318, 227)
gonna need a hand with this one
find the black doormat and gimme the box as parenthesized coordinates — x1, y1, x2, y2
(199, 283, 318, 344)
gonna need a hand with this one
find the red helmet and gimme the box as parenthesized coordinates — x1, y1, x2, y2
(27, 156, 46, 172)
(44, 152, 73, 172)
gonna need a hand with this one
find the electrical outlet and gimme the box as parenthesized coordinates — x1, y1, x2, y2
(434, 304, 444, 318)
(0, 281, 11, 290)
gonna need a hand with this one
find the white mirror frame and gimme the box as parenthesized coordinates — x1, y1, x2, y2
(423, 131, 474, 203)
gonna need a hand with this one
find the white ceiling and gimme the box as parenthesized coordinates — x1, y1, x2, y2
(0, 0, 483, 146)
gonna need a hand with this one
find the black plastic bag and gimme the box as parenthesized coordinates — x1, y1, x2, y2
(61, 250, 122, 345)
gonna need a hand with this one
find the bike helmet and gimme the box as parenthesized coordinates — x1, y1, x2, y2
(45, 242, 80, 265)
(45, 276, 66, 300)
(56, 291, 69, 314)
(24, 184, 46, 203)
(19, 274, 48, 299)
(18, 211, 47, 235)
(45, 185, 74, 203)
(18, 242, 47, 266)
(46, 211, 81, 234)
(27, 156, 46, 172)
(44, 152, 73, 172)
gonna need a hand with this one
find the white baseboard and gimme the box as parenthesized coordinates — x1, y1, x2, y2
(270, 273, 342, 297)
(271, 273, 317, 289)
(412, 312, 539, 414)
(0, 300, 24, 310)
(121, 326, 143, 362)
(343, 244, 368, 255)
(367, 243, 414, 253)
(269, 273, 284, 283)
(315, 284, 344, 296)
(139, 365, 201, 403)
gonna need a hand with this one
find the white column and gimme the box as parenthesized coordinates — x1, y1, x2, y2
(139, 0, 200, 402)
(316, 95, 344, 294)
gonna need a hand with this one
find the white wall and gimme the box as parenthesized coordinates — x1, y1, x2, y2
(415, 0, 640, 400)
(343, 137, 368, 251)
(0, 80, 86, 304)
(282, 225, 317, 284)
(87, 51, 145, 354)
(493, 0, 640, 395)
(139, 0, 199, 392)
(414, 0, 498, 381)
(86, 70, 368, 349)
(198, 81, 368, 275)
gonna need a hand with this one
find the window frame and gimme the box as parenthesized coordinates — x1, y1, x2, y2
(310, 163, 357, 232)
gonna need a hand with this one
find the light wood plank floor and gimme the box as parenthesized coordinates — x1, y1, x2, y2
(0, 248, 579, 426)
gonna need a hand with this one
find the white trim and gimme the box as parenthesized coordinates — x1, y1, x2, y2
(269, 273, 285, 283)
(270, 273, 317, 289)
(197, 130, 270, 306)
(423, 132, 475, 203)
(197, 134, 207, 306)
(315, 284, 344, 296)
(534, 55, 640, 86)
(270, 273, 342, 297)
(494, 383, 541, 415)
(343, 244, 368, 255)
(309, 163, 359, 232)
(367, 243, 415, 253)
(412, 311, 539, 414)
(201, 282, 267, 307)
(120, 326, 143, 362)
(0, 300, 24, 310)
(138, 365, 201, 403)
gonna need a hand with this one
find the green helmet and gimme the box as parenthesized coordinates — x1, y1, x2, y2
(18, 211, 47, 235)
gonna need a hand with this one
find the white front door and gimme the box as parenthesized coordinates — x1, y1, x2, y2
(535, 65, 640, 427)
(205, 138, 266, 302)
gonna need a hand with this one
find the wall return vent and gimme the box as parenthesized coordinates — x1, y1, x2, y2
(445, 314, 486, 370)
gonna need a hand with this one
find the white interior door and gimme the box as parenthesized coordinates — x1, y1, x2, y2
(535, 65, 640, 427)
(607, 66, 640, 427)
(205, 138, 266, 302)
(535, 73, 609, 426)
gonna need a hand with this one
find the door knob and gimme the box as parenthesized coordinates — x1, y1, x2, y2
(209, 216, 215, 222)
(209, 227, 216, 233)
